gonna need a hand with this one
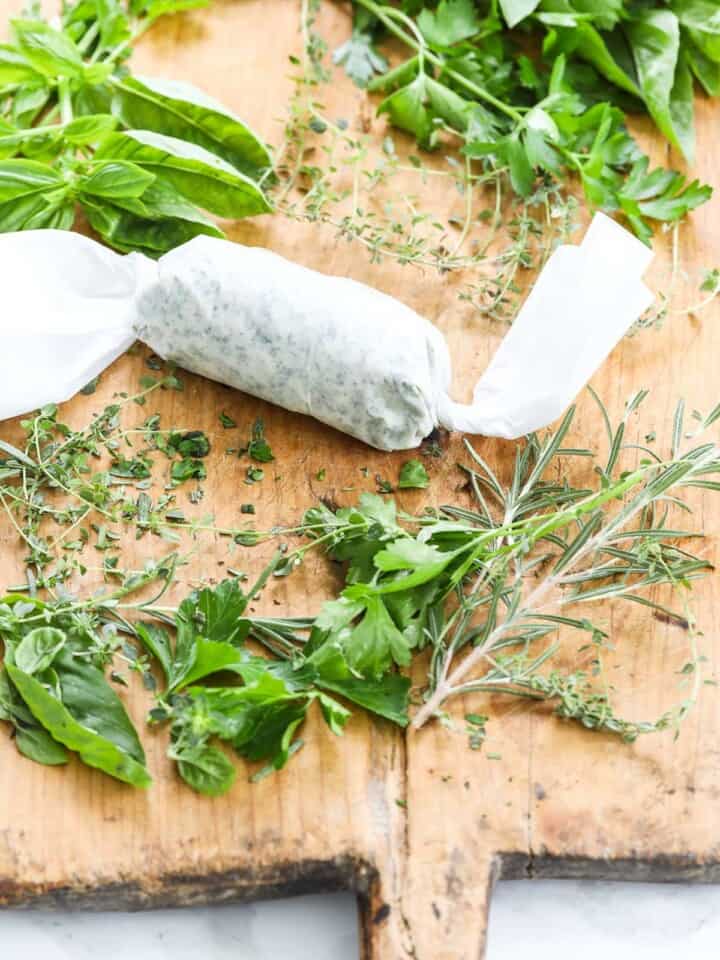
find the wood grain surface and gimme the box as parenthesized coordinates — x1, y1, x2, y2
(1, 3, 719, 958)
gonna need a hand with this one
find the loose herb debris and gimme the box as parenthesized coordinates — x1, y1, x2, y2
(0, 0, 272, 254)
(0, 378, 250, 591)
(398, 458, 430, 489)
(243, 418, 275, 463)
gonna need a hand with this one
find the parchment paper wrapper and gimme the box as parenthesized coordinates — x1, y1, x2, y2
(0, 213, 652, 450)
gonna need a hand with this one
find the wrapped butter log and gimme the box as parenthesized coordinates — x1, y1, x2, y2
(0, 213, 652, 450)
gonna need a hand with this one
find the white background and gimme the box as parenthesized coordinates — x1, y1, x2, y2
(3, 880, 720, 958)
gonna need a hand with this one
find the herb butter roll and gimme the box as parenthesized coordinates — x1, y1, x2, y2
(0, 214, 652, 448)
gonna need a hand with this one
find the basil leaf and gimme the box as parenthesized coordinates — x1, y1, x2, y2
(670, 1, 720, 36)
(6, 657, 151, 787)
(64, 113, 119, 145)
(626, 10, 692, 160)
(11, 81, 50, 127)
(110, 177, 222, 225)
(94, 129, 271, 219)
(0, 43, 43, 85)
(553, 23, 640, 97)
(83, 197, 222, 256)
(686, 30, 720, 95)
(55, 648, 147, 761)
(0, 665, 69, 764)
(175, 743, 236, 796)
(15, 626, 66, 674)
(12, 18, 84, 79)
(22, 191, 74, 231)
(15, 723, 69, 765)
(668, 47, 695, 164)
(0, 158, 63, 201)
(73, 81, 114, 118)
(0, 192, 58, 231)
(79, 160, 155, 199)
(112, 76, 272, 177)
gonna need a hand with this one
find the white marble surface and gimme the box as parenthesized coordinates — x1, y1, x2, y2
(3, 881, 720, 958)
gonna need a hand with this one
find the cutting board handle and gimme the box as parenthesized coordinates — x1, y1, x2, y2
(360, 852, 499, 960)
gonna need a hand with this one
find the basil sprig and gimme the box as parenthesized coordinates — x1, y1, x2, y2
(0, 0, 272, 255)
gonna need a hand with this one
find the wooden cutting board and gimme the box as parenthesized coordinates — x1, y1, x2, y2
(1, 3, 720, 957)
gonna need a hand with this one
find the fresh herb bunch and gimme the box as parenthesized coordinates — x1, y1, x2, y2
(0, 552, 409, 794)
(336, 0, 713, 242)
(3, 385, 720, 793)
(277, 0, 584, 322)
(0, 0, 272, 255)
(0, 557, 176, 785)
(295, 391, 720, 737)
(141, 567, 408, 794)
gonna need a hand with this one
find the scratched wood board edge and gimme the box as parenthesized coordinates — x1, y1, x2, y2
(0, 3, 719, 960)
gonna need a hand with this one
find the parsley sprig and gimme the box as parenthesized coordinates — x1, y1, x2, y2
(337, 0, 713, 242)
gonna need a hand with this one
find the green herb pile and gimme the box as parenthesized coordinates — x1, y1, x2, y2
(276, 0, 716, 323)
(1, 384, 718, 794)
(335, 0, 714, 243)
(0, 0, 272, 254)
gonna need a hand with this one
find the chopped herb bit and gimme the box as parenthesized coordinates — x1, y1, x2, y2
(167, 431, 211, 459)
(245, 418, 274, 463)
(110, 456, 152, 480)
(220, 412, 237, 429)
(80, 377, 100, 396)
(171, 459, 207, 483)
(398, 459, 430, 490)
(375, 474, 393, 494)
